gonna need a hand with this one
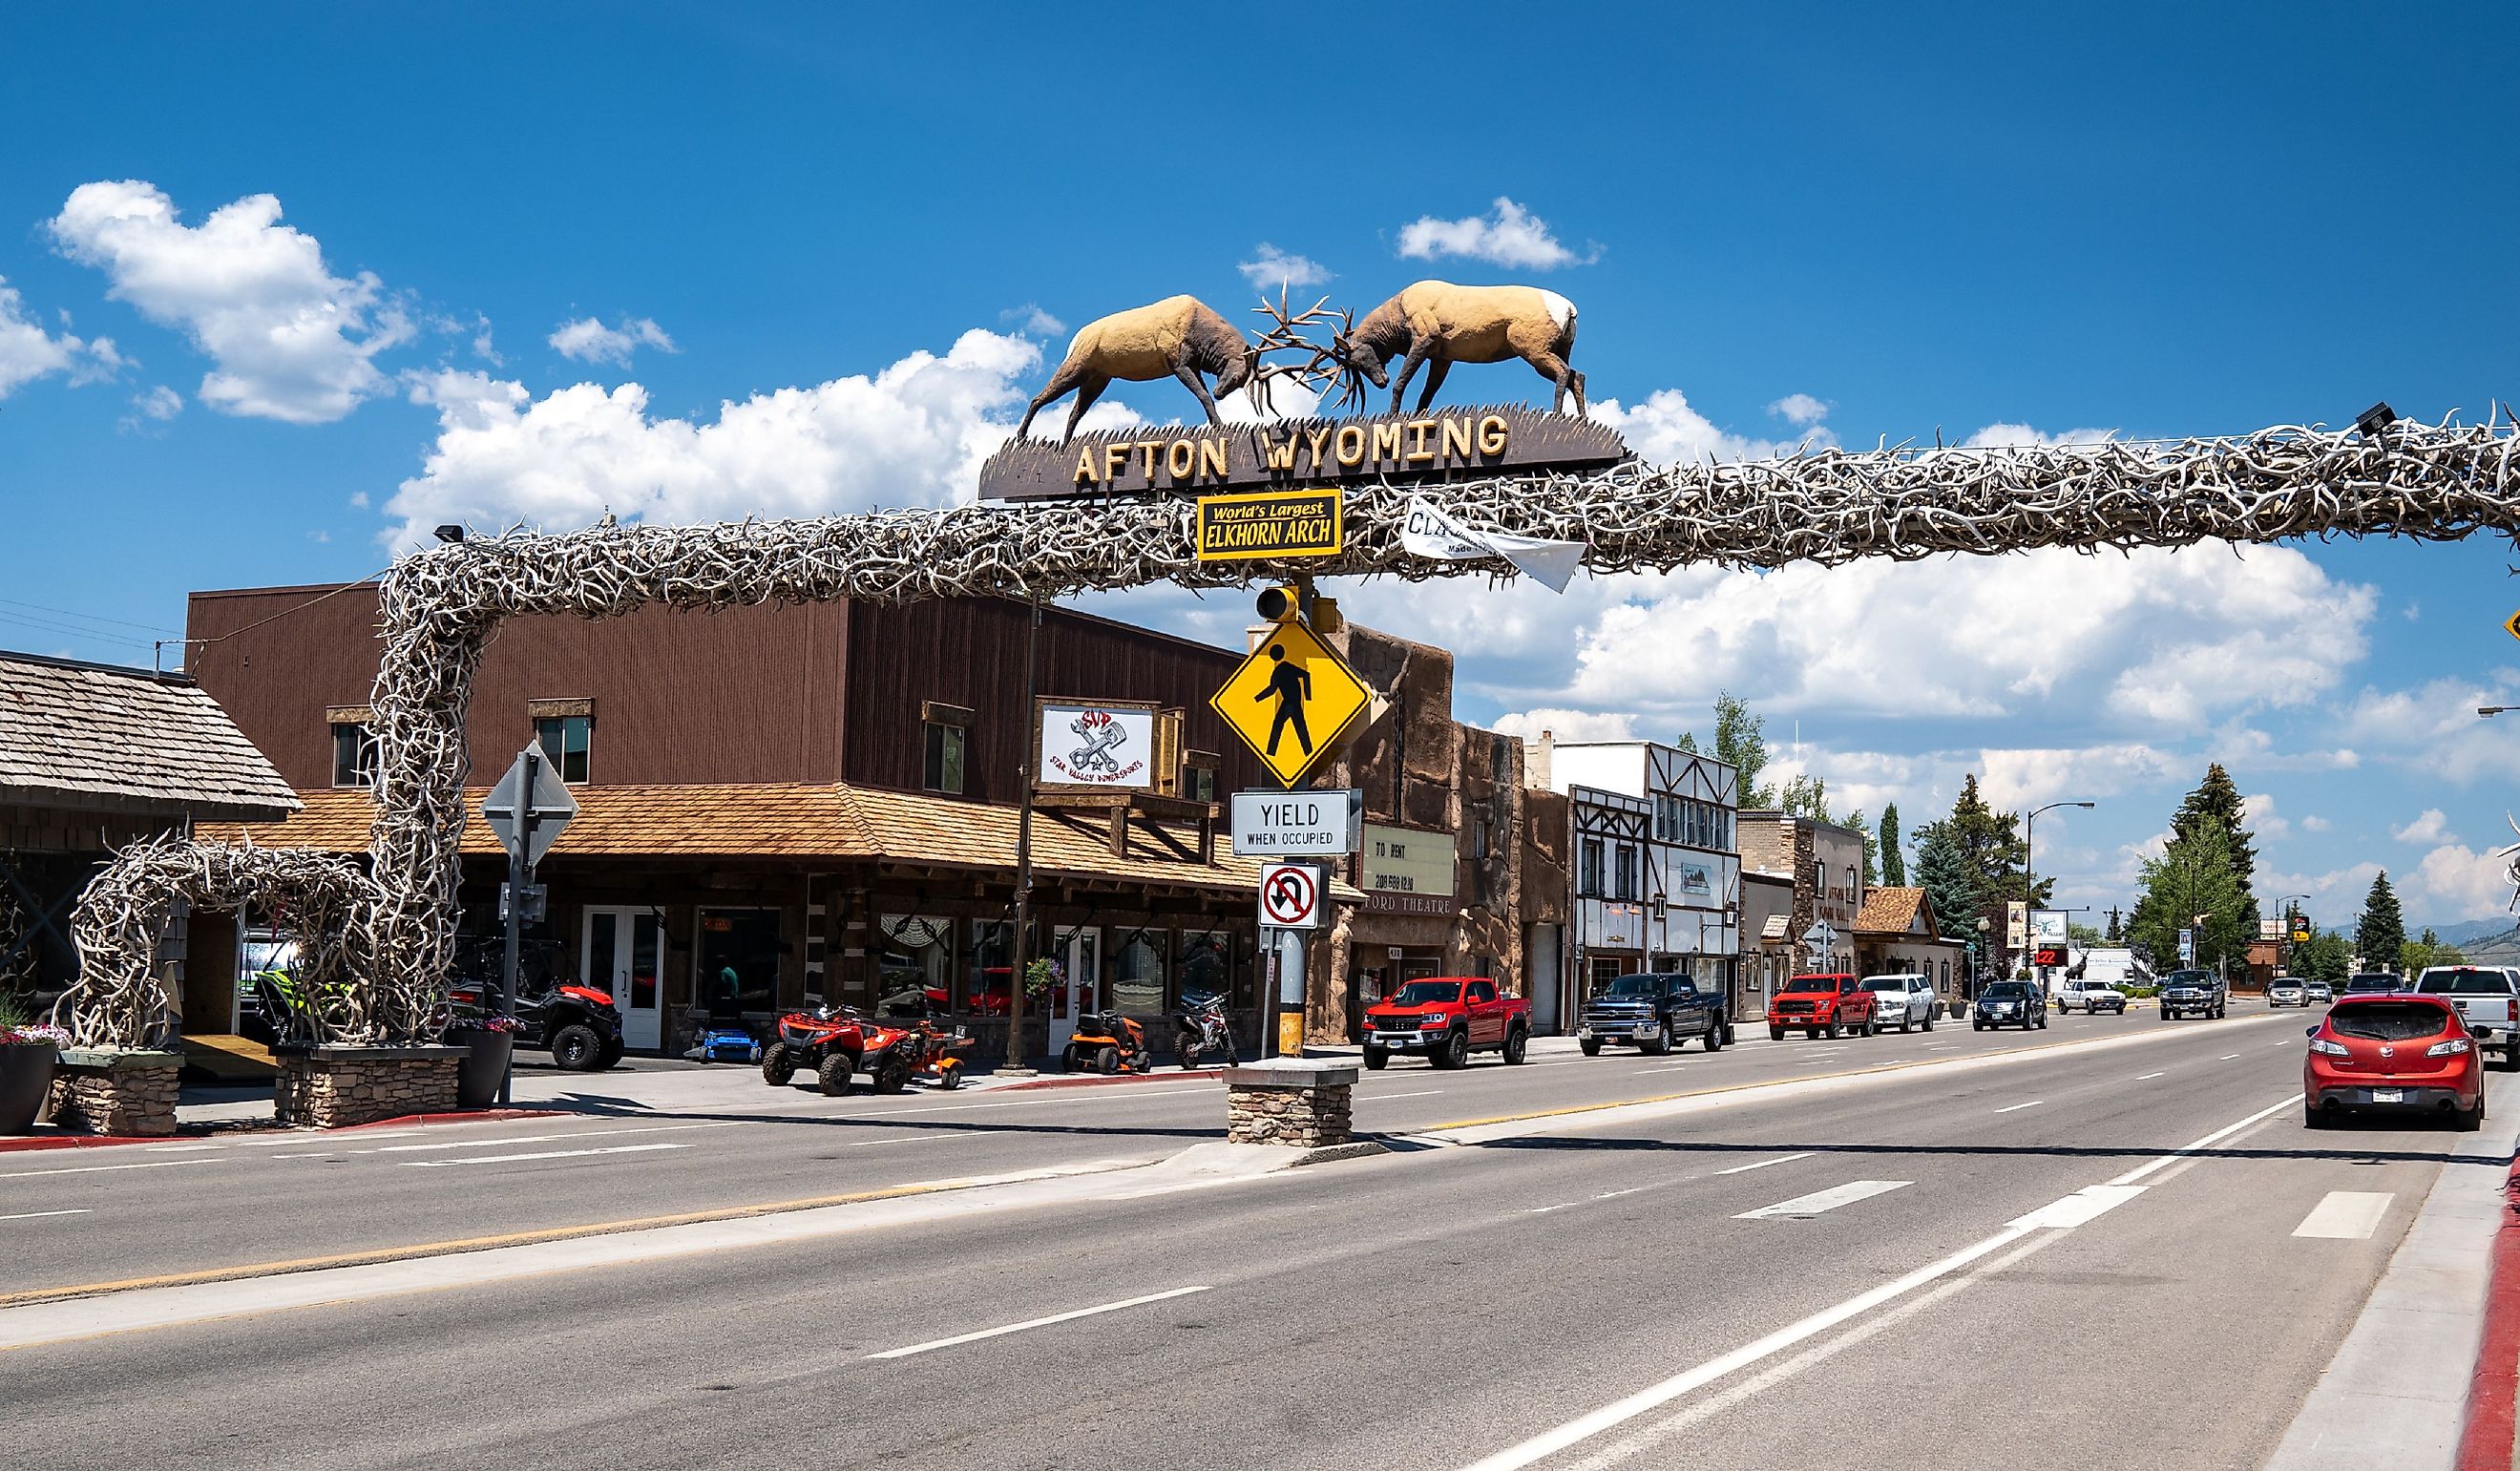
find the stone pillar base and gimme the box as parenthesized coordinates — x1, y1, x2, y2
(47, 1049, 183, 1137)
(1223, 1061, 1358, 1147)
(275, 1044, 464, 1128)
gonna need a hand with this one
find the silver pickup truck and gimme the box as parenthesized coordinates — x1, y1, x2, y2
(2413, 966, 2520, 1070)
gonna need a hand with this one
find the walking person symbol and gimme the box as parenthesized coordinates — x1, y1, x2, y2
(1258, 643, 1312, 756)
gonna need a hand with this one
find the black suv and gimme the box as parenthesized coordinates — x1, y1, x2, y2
(1973, 980, 2046, 1031)
(1578, 972, 1729, 1057)
(2158, 968, 2226, 1020)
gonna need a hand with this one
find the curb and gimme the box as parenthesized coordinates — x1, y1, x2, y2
(0, 1105, 568, 1154)
(995, 1069, 1225, 1092)
(2455, 1156, 2520, 1471)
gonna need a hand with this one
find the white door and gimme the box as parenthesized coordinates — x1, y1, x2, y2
(583, 907, 664, 1051)
(1051, 928, 1099, 1052)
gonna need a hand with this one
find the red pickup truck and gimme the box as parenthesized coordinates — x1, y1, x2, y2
(1363, 977, 1531, 1069)
(1766, 973, 1879, 1040)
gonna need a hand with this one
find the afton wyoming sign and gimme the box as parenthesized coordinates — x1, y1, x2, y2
(1038, 701, 1155, 788)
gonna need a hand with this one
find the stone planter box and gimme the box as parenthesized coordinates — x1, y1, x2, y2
(0, 1040, 57, 1134)
(1222, 1060, 1358, 1147)
(446, 1028, 516, 1109)
(275, 1044, 464, 1129)
(47, 1048, 182, 1137)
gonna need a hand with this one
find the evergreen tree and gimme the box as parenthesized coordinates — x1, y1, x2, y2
(1946, 775, 2050, 910)
(1674, 731, 1699, 753)
(1914, 820, 1984, 959)
(1880, 803, 1906, 887)
(2356, 872, 2406, 973)
(1712, 692, 1775, 809)
(2105, 907, 2124, 942)
(2293, 928, 2351, 985)
(2172, 764, 2261, 929)
(2129, 821, 2248, 972)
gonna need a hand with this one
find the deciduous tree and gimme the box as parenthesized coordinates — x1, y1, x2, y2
(2130, 821, 2248, 972)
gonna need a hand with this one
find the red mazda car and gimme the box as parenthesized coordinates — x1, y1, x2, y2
(2302, 993, 2484, 1131)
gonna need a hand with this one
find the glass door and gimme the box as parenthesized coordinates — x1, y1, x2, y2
(582, 907, 664, 1051)
(1052, 928, 1099, 1052)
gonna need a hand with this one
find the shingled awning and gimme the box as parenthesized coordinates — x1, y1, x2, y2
(0, 650, 298, 822)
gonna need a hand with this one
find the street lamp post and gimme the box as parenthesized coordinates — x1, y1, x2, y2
(2024, 800, 2095, 989)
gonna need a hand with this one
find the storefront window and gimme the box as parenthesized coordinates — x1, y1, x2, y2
(961, 919, 1013, 1017)
(1111, 929, 1167, 1016)
(877, 914, 951, 1018)
(695, 909, 780, 1015)
(1179, 930, 1236, 1009)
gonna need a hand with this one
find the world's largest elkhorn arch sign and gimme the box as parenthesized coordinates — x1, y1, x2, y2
(55, 416, 2520, 1047)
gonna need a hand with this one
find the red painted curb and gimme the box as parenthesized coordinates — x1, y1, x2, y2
(994, 1069, 1225, 1092)
(0, 1105, 570, 1152)
(2455, 1155, 2520, 1471)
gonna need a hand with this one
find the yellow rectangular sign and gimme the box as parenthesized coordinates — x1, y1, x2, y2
(1195, 489, 1342, 563)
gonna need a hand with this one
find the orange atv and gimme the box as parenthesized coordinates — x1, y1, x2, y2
(762, 1005, 866, 1095)
(1061, 1009, 1153, 1075)
(866, 1018, 974, 1092)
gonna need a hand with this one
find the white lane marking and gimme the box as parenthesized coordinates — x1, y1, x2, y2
(1735, 1180, 1910, 1220)
(1632, 1066, 1686, 1075)
(0, 1208, 93, 1223)
(2274, 1040, 2297, 1048)
(1992, 1101, 2044, 1114)
(406, 1143, 689, 1168)
(1715, 1152, 1815, 1175)
(2010, 1185, 2146, 1229)
(866, 1285, 1209, 1359)
(1363, 1090, 1442, 1102)
(1462, 1091, 2300, 1471)
(875, 1084, 1220, 1118)
(2218, 1054, 2242, 1061)
(2135, 1072, 2166, 1081)
(0, 1158, 218, 1181)
(2108, 1095, 2299, 1187)
(2292, 1190, 2393, 1240)
(373, 1121, 738, 1153)
(142, 1144, 221, 1152)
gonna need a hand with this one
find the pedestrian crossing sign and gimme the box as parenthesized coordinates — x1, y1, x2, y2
(1210, 618, 1372, 788)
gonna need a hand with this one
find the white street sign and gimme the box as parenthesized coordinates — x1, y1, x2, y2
(1259, 861, 1325, 930)
(481, 745, 577, 867)
(1230, 788, 1361, 856)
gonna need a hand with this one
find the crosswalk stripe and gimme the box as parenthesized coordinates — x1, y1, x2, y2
(2291, 1190, 2393, 1240)
(1736, 1180, 1910, 1220)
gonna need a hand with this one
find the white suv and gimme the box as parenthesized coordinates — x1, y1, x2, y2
(2055, 977, 2128, 1015)
(1858, 974, 1938, 1033)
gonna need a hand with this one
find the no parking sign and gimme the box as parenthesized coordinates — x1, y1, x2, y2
(1259, 861, 1323, 930)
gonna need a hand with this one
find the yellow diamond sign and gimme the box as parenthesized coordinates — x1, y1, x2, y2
(2506, 608, 2520, 642)
(1210, 619, 1371, 788)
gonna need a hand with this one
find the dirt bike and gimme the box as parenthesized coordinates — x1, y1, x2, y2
(1173, 990, 1237, 1069)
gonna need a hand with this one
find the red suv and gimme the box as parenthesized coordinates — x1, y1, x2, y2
(2302, 994, 2484, 1131)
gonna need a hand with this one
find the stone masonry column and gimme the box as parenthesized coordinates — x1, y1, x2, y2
(46, 1048, 182, 1137)
(274, 1043, 464, 1128)
(1222, 1060, 1358, 1147)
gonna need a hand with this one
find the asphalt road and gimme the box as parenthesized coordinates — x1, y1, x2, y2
(0, 1001, 2495, 1470)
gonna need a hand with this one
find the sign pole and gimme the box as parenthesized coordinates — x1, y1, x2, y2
(1279, 928, 1307, 1060)
(1005, 590, 1042, 1078)
(496, 747, 542, 1108)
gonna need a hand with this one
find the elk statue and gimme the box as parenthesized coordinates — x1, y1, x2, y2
(1314, 281, 1586, 417)
(1017, 294, 1320, 443)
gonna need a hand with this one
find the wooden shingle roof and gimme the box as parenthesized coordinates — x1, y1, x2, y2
(0, 650, 298, 821)
(201, 783, 1363, 900)
(1856, 885, 1934, 937)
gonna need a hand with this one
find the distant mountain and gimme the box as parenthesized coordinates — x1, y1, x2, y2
(2458, 925, 2520, 964)
(2423, 917, 2519, 948)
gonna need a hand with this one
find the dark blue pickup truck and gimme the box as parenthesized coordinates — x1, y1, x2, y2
(1577, 972, 1731, 1057)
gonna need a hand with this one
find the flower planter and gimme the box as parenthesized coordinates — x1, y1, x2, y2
(0, 1041, 56, 1134)
(448, 1028, 514, 1108)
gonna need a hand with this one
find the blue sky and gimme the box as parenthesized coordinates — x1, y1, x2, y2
(4, 3, 2517, 930)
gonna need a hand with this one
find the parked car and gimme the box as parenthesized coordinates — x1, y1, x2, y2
(2342, 973, 2402, 996)
(1362, 977, 1530, 1069)
(1858, 974, 1938, 1033)
(1765, 974, 1878, 1040)
(2158, 969, 2226, 1020)
(2410, 966, 2520, 1070)
(2055, 977, 2129, 1015)
(2302, 994, 2484, 1130)
(2267, 978, 2309, 1008)
(1576, 972, 1729, 1056)
(2304, 980, 2334, 1004)
(1973, 980, 2047, 1030)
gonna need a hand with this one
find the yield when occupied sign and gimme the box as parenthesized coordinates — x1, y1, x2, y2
(1259, 861, 1324, 930)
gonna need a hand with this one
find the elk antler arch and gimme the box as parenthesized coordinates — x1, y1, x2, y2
(62, 417, 2520, 1045)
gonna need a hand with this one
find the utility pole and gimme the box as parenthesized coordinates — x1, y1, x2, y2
(1004, 590, 1042, 1078)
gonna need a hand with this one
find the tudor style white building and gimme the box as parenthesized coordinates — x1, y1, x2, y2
(1529, 736, 1743, 1024)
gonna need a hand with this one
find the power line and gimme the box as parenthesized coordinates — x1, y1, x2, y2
(0, 597, 178, 636)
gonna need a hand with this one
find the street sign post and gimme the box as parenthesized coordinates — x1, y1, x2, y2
(1229, 788, 1362, 856)
(479, 745, 578, 1105)
(1209, 618, 1372, 788)
(1259, 861, 1325, 930)
(1257, 860, 1325, 1061)
(1801, 920, 1836, 969)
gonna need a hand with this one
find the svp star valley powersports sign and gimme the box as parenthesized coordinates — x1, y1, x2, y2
(1038, 702, 1155, 789)
(976, 405, 1628, 501)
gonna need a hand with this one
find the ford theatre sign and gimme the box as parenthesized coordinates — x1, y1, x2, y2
(1038, 701, 1155, 788)
(976, 405, 1629, 501)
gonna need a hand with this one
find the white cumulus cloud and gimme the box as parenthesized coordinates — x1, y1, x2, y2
(1980, 745, 2183, 810)
(0, 278, 120, 397)
(2408, 843, 2515, 921)
(1238, 244, 1333, 292)
(1396, 198, 1593, 270)
(2391, 809, 2456, 845)
(548, 315, 677, 366)
(1489, 708, 1638, 743)
(47, 179, 410, 424)
(1768, 392, 1831, 428)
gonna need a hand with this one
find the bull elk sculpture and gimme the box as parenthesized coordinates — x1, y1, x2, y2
(1017, 293, 1324, 443)
(1314, 280, 1586, 417)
